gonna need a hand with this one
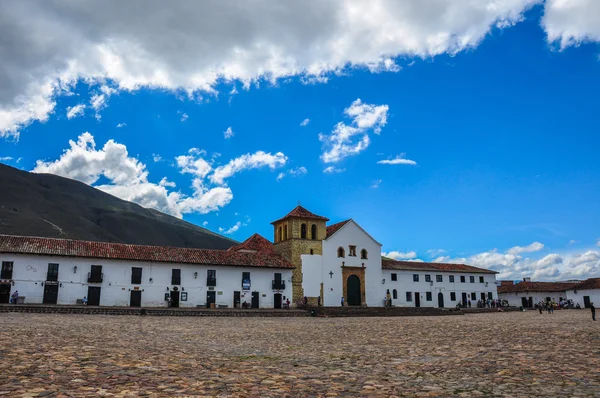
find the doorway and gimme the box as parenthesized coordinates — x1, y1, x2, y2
(438, 292, 444, 308)
(415, 292, 421, 308)
(461, 292, 468, 306)
(87, 286, 101, 306)
(584, 296, 591, 308)
(43, 283, 59, 304)
(206, 291, 216, 308)
(274, 293, 282, 309)
(521, 297, 528, 308)
(130, 290, 142, 307)
(170, 290, 180, 308)
(0, 284, 10, 304)
(251, 292, 259, 308)
(346, 275, 361, 306)
(528, 297, 533, 308)
(233, 291, 241, 308)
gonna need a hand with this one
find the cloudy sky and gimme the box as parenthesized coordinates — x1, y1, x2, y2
(0, 0, 599, 281)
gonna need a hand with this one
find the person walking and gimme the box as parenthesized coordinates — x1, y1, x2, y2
(340, 296, 344, 306)
(591, 302, 596, 321)
(386, 289, 391, 307)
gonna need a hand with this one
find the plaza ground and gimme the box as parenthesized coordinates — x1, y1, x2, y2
(0, 311, 598, 397)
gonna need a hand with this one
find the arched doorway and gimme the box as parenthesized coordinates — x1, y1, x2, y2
(437, 292, 444, 308)
(346, 275, 361, 306)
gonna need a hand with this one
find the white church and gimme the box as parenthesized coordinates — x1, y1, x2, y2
(0, 205, 499, 308)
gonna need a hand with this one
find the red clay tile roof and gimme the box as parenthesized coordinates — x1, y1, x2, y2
(497, 281, 579, 294)
(382, 258, 497, 274)
(326, 220, 351, 238)
(0, 234, 293, 269)
(271, 205, 329, 224)
(228, 233, 275, 254)
(573, 278, 600, 291)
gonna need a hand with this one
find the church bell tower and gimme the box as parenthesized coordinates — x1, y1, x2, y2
(271, 205, 328, 303)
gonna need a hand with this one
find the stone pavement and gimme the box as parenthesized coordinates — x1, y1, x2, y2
(0, 311, 598, 397)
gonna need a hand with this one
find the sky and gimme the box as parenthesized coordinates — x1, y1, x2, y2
(0, 0, 599, 282)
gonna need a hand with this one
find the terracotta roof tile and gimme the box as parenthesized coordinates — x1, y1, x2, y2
(326, 220, 351, 238)
(228, 233, 275, 254)
(0, 234, 293, 269)
(497, 281, 579, 294)
(271, 205, 329, 224)
(573, 278, 600, 291)
(382, 258, 497, 274)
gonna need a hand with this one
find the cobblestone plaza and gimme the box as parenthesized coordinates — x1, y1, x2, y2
(0, 311, 598, 397)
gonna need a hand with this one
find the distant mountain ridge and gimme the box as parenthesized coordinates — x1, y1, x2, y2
(0, 163, 237, 250)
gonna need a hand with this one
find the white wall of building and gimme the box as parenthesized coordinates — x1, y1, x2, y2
(2, 254, 293, 308)
(382, 270, 498, 308)
(566, 289, 600, 308)
(301, 220, 383, 307)
(498, 291, 567, 307)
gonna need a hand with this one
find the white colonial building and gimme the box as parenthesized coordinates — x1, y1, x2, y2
(0, 234, 293, 308)
(566, 278, 600, 308)
(498, 278, 600, 309)
(0, 205, 501, 308)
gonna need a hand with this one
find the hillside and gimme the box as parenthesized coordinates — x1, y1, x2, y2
(0, 163, 237, 249)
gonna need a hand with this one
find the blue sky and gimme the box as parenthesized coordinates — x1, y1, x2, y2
(0, 1, 599, 281)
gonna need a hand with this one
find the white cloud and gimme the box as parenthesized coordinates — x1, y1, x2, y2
(224, 127, 234, 139)
(507, 241, 544, 255)
(152, 154, 162, 162)
(323, 166, 345, 174)
(377, 155, 417, 165)
(383, 251, 417, 260)
(159, 177, 176, 188)
(320, 99, 389, 163)
(432, 243, 600, 281)
(596, 238, 600, 247)
(116, 122, 127, 128)
(428, 249, 447, 256)
(210, 151, 287, 185)
(202, 221, 208, 227)
(277, 166, 308, 181)
(0, 156, 13, 161)
(32, 132, 287, 219)
(89, 85, 116, 120)
(66, 104, 85, 119)
(371, 179, 382, 189)
(179, 112, 189, 122)
(219, 221, 242, 235)
(300, 118, 310, 127)
(542, 0, 600, 49)
(0, 0, 541, 138)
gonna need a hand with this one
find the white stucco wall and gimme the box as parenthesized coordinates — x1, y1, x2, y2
(1, 253, 293, 308)
(498, 291, 568, 307)
(566, 289, 600, 308)
(382, 270, 498, 308)
(321, 221, 383, 307)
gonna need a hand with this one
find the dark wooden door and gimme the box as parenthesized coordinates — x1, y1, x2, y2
(251, 292, 259, 308)
(0, 284, 10, 304)
(170, 291, 180, 308)
(87, 286, 101, 306)
(43, 284, 59, 304)
(233, 291, 241, 308)
(521, 297, 528, 308)
(346, 275, 361, 306)
(584, 296, 591, 308)
(461, 292, 467, 306)
(528, 297, 533, 308)
(206, 291, 216, 308)
(274, 293, 282, 309)
(438, 292, 444, 308)
(415, 292, 421, 308)
(130, 290, 142, 307)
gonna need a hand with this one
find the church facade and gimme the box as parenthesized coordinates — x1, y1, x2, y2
(272, 206, 499, 307)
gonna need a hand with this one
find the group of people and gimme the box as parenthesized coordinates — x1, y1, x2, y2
(476, 298, 504, 308)
(537, 301, 557, 314)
